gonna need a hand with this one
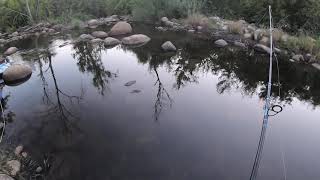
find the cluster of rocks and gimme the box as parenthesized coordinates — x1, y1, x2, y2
(77, 21, 151, 47)
(0, 23, 59, 46)
(156, 17, 187, 32)
(0, 145, 43, 180)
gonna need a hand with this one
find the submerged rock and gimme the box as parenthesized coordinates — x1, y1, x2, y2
(161, 41, 177, 52)
(215, 39, 228, 47)
(3, 64, 32, 86)
(4, 47, 18, 56)
(91, 31, 108, 38)
(0, 174, 14, 180)
(104, 37, 121, 46)
(122, 34, 151, 46)
(109, 21, 132, 36)
(6, 160, 21, 176)
(131, 90, 141, 94)
(312, 63, 320, 71)
(125, 81, 136, 87)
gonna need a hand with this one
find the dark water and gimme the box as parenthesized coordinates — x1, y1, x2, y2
(2, 24, 320, 180)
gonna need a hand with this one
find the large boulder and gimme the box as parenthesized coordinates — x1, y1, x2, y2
(253, 44, 271, 54)
(122, 34, 151, 46)
(161, 41, 177, 52)
(104, 37, 121, 46)
(88, 19, 99, 28)
(91, 31, 108, 38)
(214, 39, 228, 47)
(109, 21, 132, 36)
(3, 64, 32, 86)
(4, 47, 18, 56)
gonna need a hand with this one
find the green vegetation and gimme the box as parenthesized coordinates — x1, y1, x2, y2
(1, 0, 320, 33)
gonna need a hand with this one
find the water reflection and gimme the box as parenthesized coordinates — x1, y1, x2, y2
(72, 42, 117, 95)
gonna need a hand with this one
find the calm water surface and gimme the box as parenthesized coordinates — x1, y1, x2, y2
(1, 25, 320, 180)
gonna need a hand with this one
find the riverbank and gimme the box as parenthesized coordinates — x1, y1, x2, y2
(1, 14, 320, 71)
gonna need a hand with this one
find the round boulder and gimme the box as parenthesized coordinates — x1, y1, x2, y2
(215, 39, 228, 47)
(88, 19, 99, 28)
(122, 34, 151, 46)
(104, 37, 121, 46)
(3, 64, 32, 86)
(4, 47, 18, 56)
(91, 31, 108, 38)
(109, 21, 132, 36)
(161, 41, 177, 52)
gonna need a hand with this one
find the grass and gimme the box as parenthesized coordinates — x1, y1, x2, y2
(228, 20, 246, 34)
(283, 35, 316, 53)
(184, 13, 216, 30)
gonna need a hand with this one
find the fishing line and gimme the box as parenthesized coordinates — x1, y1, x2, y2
(0, 99, 6, 143)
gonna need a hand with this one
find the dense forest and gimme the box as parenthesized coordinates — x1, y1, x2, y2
(1, 0, 320, 34)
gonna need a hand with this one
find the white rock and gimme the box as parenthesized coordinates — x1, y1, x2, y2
(14, 145, 23, 156)
(122, 34, 151, 46)
(215, 39, 228, 47)
(6, 160, 21, 176)
(4, 47, 18, 56)
(0, 174, 14, 180)
(36, 167, 43, 173)
(161, 41, 177, 52)
(21, 152, 28, 158)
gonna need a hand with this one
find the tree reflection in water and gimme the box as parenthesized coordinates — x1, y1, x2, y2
(72, 42, 117, 95)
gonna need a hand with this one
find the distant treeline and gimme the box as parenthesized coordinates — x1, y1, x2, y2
(1, 0, 320, 33)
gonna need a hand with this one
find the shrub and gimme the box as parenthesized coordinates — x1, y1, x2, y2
(228, 21, 245, 34)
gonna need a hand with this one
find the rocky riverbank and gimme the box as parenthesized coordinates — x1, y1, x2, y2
(1, 14, 320, 71)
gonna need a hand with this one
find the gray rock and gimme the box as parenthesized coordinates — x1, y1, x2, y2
(292, 54, 304, 62)
(253, 44, 271, 54)
(4, 47, 18, 56)
(254, 29, 266, 41)
(91, 31, 108, 38)
(161, 41, 177, 52)
(188, 29, 195, 33)
(3, 64, 32, 86)
(122, 34, 151, 46)
(6, 160, 21, 176)
(0, 39, 7, 44)
(11, 32, 19, 36)
(35, 167, 43, 173)
(14, 145, 23, 156)
(125, 81, 136, 87)
(161, 17, 169, 23)
(104, 37, 120, 46)
(90, 38, 103, 44)
(109, 21, 132, 36)
(0, 122, 4, 129)
(0, 174, 14, 180)
(21, 152, 28, 158)
(305, 53, 313, 62)
(79, 34, 94, 41)
(244, 33, 253, 39)
(215, 39, 228, 47)
(234, 41, 246, 48)
(88, 19, 99, 28)
(155, 27, 167, 31)
(48, 29, 55, 34)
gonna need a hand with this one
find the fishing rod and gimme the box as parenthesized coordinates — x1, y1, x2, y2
(249, 5, 276, 180)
